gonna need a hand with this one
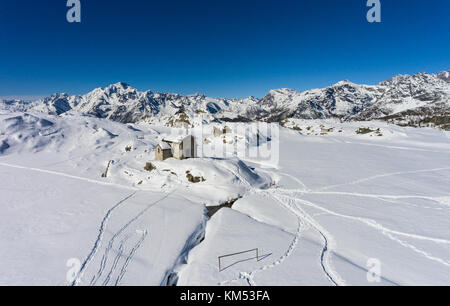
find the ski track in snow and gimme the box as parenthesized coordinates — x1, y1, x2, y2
(269, 191, 344, 286)
(280, 188, 450, 210)
(218, 197, 304, 287)
(342, 140, 450, 155)
(274, 165, 450, 267)
(278, 172, 310, 192)
(89, 192, 173, 286)
(372, 196, 447, 211)
(284, 195, 450, 268)
(251, 164, 450, 281)
(278, 189, 450, 244)
(0, 162, 139, 191)
(216, 163, 304, 286)
(101, 234, 130, 286)
(0, 161, 163, 285)
(71, 192, 137, 286)
(318, 165, 450, 192)
(114, 230, 148, 286)
(217, 164, 343, 286)
(220, 161, 450, 285)
(266, 170, 343, 285)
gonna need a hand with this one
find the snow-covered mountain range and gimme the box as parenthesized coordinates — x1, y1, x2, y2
(2, 71, 449, 127)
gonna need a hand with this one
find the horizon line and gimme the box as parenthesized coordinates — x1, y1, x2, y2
(2, 68, 448, 102)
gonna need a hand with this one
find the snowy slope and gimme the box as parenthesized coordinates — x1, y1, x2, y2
(0, 109, 449, 286)
(178, 122, 450, 286)
(0, 111, 270, 285)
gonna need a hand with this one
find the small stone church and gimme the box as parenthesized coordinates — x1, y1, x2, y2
(155, 135, 197, 161)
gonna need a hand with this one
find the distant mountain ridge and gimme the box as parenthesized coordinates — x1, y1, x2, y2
(2, 70, 449, 129)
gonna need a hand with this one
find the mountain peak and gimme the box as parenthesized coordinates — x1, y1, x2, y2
(103, 82, 133, 92)
(267, 88, 298, 96)
(437, 70, 450, 83)
(99, 82, 138, 97)
(113, 82, 130, 88)
(333, 80, 356, 87)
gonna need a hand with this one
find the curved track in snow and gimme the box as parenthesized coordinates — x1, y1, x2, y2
(71, 192, 137, 286)
(216, 163, 344, 286)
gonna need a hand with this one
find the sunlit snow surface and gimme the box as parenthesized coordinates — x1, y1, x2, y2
(0, 111, 449, 286)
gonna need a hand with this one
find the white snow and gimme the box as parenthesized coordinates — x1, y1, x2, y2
(178, 121, 450, 286)
(0, 110, 449, 286)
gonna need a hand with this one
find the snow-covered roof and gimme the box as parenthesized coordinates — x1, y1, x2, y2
(157, 142, 171, 150)
(163, 135, 190, 144)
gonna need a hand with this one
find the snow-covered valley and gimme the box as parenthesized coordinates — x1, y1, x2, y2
(0, 110, 449, 286)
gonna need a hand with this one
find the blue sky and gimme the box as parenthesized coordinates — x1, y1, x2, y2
(0, 0, 449, 99)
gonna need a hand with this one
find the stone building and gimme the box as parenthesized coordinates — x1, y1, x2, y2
(155, 135, 197, 161)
